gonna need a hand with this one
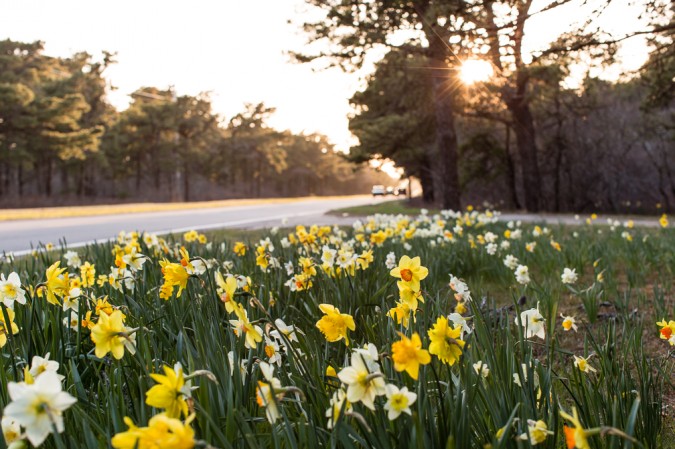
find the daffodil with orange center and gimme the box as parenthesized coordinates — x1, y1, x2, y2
(215, 271, 239, 314)
(390, 256, 428, 292)
(560, 408, 591, 449)
(657, 319, 675, 345)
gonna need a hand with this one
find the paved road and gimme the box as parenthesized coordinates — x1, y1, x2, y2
(0, 196, 387, 254)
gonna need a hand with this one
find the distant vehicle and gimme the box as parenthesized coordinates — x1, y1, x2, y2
(386, 186, 395, 195)
(371, 185, 386, 196)
(396, 187, 407, 196)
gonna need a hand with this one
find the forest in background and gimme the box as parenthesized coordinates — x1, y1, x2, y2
(298, 0, 674, 214)
(0, 40, 392, 207)
(2, 0, 674, 214)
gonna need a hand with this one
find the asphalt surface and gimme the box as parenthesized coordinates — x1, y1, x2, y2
(1, 197, 662, 255)
(0, 196, 386, 254)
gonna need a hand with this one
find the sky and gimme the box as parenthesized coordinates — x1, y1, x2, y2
(0, 0, 651, 156)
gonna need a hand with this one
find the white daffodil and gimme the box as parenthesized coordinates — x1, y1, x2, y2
(503, 255, 519, 270)
(0, 273, 26, 309)
(516, 305, 545, 340)
(338, 348, 386, 410)
(3, 371, 77, 447)
(515, 265, 531, 285)
(561, 268, 578, 284)
(63, 251, 81, 268)
(1, 416, 21, 446)
(383, 384, 416, 420)
(473, 361, 490, 378)
(326, 389, 352, 429)
(29, 353, 63, 381)
(448, 313, 472, 336)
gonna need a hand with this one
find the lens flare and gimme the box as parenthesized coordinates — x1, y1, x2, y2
(459, 59, 493, 84)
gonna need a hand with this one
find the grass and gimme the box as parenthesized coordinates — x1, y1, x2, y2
(329, 198, 435, 216)
(0, 195, 367, 221)
(0, 210, 672, 448)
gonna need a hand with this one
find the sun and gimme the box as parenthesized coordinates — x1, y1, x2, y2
(459, 59, 493, 84)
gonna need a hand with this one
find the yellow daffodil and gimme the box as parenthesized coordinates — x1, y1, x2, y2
(111, 413, 195, 449)
(91, 310, 134, 359)
(388, 301, 413, 329)
(657, 319, 675, 345)
(160, 259, 189, 300)
(428, 316, 465, 366)
(42, 261, 69, 305)
(215, 272, 239, 313)
(391, 332, 430, 380)
(315, 304, 355, 346)
(390, 255, 428, 292)
(233, 242, 246, 256)
(0, 308, 20, 348)
(659, 214, 668, 228)
(146, 365, 188, 418)
(229, 302, 263, 349)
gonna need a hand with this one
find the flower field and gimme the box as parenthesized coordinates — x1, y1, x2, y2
(0, 210, 673, 448)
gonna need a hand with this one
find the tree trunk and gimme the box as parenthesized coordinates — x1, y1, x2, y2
(505, 78, 541, 212)
(419, 160, 435, 204)
(503, 124, 520, 209)
(183, 163, 190, 202)
(45, 159, 53, 197)
(429, 56, 461, 210)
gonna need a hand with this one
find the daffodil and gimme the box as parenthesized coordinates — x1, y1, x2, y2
(516, 305, 546, 340)
(159, 259, 189, 300)
(391, 333, 430, 380)
(1, 416, 21, 446)
(0, 272, 26, 309)
(146, 365, 189, 418)
(111, 413, 195, 449)
(90, 310, 135, 359)
(229, 302, 263, 349)
(388, 301, 413, 329)
(78, 262, 96, 288)
(427, 316, 465, 366)
(42, 262, 69, 305)
(561, 268, 578, 284)
(657, 319, 675, 345)
(390, 256, 428, 292)
(233, 241, 247, 256)
(383, 384, 416, 420)
(3, 371, 77, 447)
(215, 271, 239, 313)
(0, 307, 20, 348)
(315, 304, 355, 346)
(520, 419, 552, 445)
(337, 348, 386, 410)
(255, 362, 284, 423)
(473, 361, 490, 378)
(560, 408, 591, 449)
(326, 389, 351, 429)
(659, 214, 668, 228)
(573, 355, 597, 374)
(561, 314, 578, 332)
(29, 353, 62, 381)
